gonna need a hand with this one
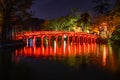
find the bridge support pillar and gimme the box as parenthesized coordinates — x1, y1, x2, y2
(26, 38, 29, 47)
(33, 36, 36, 47)
(67, 36, 69, 45)
(54, 35, 58, 53)
(77, 36, 79, 43)
(62, 35, 64, 54)
(41, 35, 45, 54)
(72, 36, 75, 44)
(41, 36, 44, 46)
(48, 36, 51, 54)
(80, 37, 82, 43)
(48, 36, 51, 47)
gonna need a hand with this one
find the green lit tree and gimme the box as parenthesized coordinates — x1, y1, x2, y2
(46, 15, 77, 31)
(111, 25, 120, 44)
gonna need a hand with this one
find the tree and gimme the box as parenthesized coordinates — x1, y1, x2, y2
(22, 18, 44, 31)
(110, 0, 120, 42)
(77, 13, 91, 32)
(45, 15, 77, 31)
(92, 0, 110, 15)
(0, 0, 34, 40)
(111, 25, 120, 44)
(113, 0, 120, 12)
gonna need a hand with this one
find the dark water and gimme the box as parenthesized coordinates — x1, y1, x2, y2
(0, 43, 120, 80)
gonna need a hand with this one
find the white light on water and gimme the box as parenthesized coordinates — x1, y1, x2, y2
(63, 40, 66, 54)
(54, 40, 56, 53)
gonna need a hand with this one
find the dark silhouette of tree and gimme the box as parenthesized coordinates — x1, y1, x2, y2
(111, 0, 120, 16)
(77, 13, 91, 32)
(22, 18, 44, 31)
(0, 0, 34, 40)
(92, 0, 110, 15)
(113, 0, 120, 11)
(110, 0, 120, 42)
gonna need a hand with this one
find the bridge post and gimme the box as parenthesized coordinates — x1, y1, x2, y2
(83, 36, 85, 43)
(41, 35, 45, 54)
(48, 35, 51, 54)
(33, 36, 36, 47)
(91, 37, 93, 43)
(62, 35, 67, 54)
(89, 37, 91, 43)
(93, 37, 96, 43)
(41, 35, 44, 47)
(79, 36, 82, 43)
(56, 35, 58, 44)
(48, 36, 51, 47)
(72, 36, 75, 44)
(26, 38, 29, 47)
(62, 35, 64, 44)
(54, 35, 58, 54)
(93, 38, 95, 43)
(85, 36, 87, 43)
(77, 35, 79, 43)
(86, 36, 88, 43)
(67, 36, 69, 45)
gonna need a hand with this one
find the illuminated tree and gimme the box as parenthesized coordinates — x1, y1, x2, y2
(45, 15, 77, 31)
(0, 0, 34, 40)
(45, 11, 91, 32)
(45, 19, 62, 31)
(63, 15, 77, 31)
(111, 25, 120, 44)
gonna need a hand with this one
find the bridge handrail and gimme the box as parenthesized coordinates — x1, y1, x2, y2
(15, 31, 98, 39)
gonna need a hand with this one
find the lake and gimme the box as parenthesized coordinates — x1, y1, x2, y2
(0, 42, 120, 80)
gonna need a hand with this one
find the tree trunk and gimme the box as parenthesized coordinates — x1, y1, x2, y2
(1, 13, 12, 40)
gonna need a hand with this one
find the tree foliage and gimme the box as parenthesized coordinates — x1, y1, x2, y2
(43, 11, 91, 32)
(110, 0, 120, 42)
(92, 0, 110, 14)
(0, 0, 34, 40)
(45, 15, 77, 31)
(77, 13, 91, 32)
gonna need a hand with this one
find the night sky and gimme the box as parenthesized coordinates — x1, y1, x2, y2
(30, 0, 114, 19)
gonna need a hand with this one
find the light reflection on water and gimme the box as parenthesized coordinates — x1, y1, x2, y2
(1, 42, 120, 80)
(15, 42, 120, 73)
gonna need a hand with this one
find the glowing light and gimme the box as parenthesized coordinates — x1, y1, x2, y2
(54, 40, 56, 53)
(63, 40, 66, 54)
(102, 45, 107, 66)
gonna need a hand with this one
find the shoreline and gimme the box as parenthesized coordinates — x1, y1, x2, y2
(0, 40, 25, 48)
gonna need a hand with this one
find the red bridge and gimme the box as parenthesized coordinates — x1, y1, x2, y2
(15, 31, 98, 46)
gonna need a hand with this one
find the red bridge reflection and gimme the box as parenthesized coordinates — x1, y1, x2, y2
(16, 43, 97, 57)
(15, 43, 117, 72)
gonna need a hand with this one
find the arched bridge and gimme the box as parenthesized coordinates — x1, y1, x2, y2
(15, 31, 98, 46)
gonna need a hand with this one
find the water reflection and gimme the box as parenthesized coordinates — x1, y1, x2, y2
(15, 42, 120, 73)
(0, 43, 120, 80)
(16, 43, 96, 57)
